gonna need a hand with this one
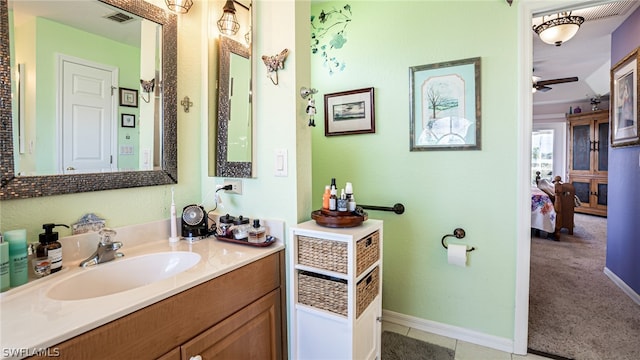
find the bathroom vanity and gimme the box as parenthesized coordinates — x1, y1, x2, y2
(29, 252, 285, 360)
(0, 220, 286, 360)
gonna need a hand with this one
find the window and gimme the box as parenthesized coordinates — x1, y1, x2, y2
(531, 129, 554, 184)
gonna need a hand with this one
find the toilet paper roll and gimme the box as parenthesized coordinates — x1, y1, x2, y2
(448, 243, 468, 267)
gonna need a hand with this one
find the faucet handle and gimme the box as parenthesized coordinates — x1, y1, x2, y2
(98, 228, 117, 245)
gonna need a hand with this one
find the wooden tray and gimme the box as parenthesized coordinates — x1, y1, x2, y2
(311, 209, 367, 228)
(214, 235, 277, 247)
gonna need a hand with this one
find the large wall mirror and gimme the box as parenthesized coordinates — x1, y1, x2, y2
(0, 0, 177, 199)
(210, 1, 253, 178)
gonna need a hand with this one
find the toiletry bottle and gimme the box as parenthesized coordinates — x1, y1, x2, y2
(345, 182, 353, 200)
(248, 219, 266, 243)
(329, 187, 338, 211)
(0, 233, 10, 292)
(348, 194, 357, 212)
(36, 223, 69, 274)
(331, 178, 337, 190)
(322, 185, 330, 210)
(217, 214, 236, 238)
(4, 229, 28, 287)
(338, 189, 348, 212)
(32, 242, 50, 278)
(233, 216, 251, 240)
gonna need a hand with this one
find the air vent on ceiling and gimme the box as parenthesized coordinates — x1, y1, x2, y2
(573, 1, 638, 22)
(534, 1, 639, 23)
(104, 12, 134, 23)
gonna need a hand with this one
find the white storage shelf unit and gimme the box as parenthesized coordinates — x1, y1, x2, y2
(289, 219, 383, 360)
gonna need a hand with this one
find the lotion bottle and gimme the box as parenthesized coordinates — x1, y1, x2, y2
(0, 233, 10, 292)
(329, 187, 338, 211)
(36, 224, 69, 274)
(4, 229, 28, 288)
(337, 189, 348, 212)
(322, 185, 330, 209)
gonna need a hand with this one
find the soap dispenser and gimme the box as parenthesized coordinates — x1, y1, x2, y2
(36, 223, 69, 274)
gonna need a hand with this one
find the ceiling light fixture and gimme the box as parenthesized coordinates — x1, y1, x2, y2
(165, 0, 193, 14)
(217, 0, 240, 35)
(533, 11, 584, 46)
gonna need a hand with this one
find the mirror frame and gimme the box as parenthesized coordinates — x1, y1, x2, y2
(216, 36, 252, 178)
(0, 0, 177, 200)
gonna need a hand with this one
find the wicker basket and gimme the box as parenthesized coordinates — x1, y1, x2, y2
(356, 231, 380, 276)
(356, 267, 379, 318)
(297, 231, 379, 276)
(297, 266, 379, 318)
(298, 271, 348, 316)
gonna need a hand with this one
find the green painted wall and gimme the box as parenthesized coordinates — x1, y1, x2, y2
(311, 1, 518, 339)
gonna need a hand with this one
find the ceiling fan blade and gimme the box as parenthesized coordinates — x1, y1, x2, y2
(536, 77, 578, 86)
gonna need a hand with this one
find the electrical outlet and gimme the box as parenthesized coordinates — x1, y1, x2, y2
(223, 179, 242, 195)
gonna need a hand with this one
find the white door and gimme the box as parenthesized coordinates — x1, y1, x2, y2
(60, 57, 117, 173)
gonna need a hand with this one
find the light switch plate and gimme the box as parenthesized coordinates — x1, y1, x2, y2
(274, 149, 288, 177)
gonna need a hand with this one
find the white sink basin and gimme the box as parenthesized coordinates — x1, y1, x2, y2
(46, 251, 201, 301)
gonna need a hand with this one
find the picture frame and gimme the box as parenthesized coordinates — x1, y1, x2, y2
(121, 114, 135, 128)
(324, 87, 375, 136)
(409, 57, 481, 151)
(119, 87, 138, 108)
(610, 47, 639, 148)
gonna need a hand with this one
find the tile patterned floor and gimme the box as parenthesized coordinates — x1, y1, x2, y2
(382, 322, 552, 360)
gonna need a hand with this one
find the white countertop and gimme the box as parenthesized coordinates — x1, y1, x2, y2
(0, 219, 285, 359)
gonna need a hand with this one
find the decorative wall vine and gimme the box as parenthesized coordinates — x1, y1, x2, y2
(311, 4, 352, 75)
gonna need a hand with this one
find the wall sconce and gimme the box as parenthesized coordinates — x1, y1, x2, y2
(300, 87, 318, 100)
(165, 0, 193, 14)
(217, 0, 240, 35)
(140, 79, 155, 103)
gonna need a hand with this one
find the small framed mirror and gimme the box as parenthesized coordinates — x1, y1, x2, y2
(209, 1, 253, 178)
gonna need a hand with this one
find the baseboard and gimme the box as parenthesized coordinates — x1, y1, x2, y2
(382, 309, 514, 353)
(603, 267, 640, 305)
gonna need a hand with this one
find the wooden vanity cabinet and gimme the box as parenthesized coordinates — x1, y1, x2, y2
(28, 251, 287, 360)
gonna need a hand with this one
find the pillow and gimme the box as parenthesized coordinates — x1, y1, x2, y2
(537, 179, 555, 199)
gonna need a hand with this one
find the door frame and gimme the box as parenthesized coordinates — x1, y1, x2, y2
(515, 0, 607, 354)
(56, 53, 119, 173)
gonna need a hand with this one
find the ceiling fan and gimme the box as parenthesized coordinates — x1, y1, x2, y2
(532, 76, 579, 92)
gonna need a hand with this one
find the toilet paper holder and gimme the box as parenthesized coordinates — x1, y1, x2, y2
(441, 228, 476, 252)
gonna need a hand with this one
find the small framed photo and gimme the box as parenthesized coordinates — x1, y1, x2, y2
(119, 87, 138, 108)
(324, 87, 375, 136)
(121, 114, 136, 128)
(611, 47, 639, 148)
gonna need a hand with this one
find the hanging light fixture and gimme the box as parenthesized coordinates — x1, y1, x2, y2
(165, 0, 193, 14)
(217, 0, 240, 35)
(533, 11, 584, 46)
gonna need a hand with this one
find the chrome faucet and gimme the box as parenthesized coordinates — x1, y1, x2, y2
(79, 228, 124, 267)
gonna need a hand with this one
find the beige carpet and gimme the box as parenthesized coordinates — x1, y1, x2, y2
(529, 213, 640, 360)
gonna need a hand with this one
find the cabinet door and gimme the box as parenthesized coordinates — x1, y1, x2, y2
(592, 178, 608, 213)
(181, 289, 282, 360)
(594, 119, 609, 174)
(571, 177, 607, 216)
(570, 120, 593, 174)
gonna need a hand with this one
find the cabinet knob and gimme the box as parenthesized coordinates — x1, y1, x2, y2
(190, 356, 202, 360)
